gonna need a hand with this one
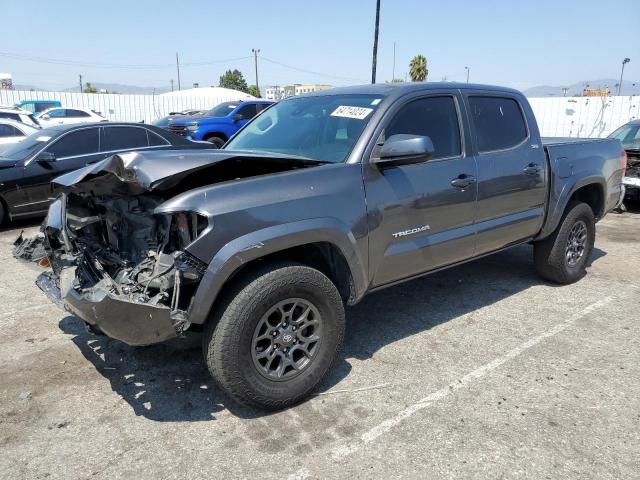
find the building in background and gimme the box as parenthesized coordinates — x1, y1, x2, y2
(0, 73, 14, 90)
(583, 87, 610, 97)
(294, 84, 333, 95)
(265, 83, 333, 101)
(265, 86, 285, 101)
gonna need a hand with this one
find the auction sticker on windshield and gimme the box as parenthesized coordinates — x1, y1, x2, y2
(331, 105, 374, 120)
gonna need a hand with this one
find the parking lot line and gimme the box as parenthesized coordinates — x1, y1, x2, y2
(321, 295, 615, 462)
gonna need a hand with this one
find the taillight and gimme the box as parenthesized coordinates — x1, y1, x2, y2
(621, 150, 627, 176)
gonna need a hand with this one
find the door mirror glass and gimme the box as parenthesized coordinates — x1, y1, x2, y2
(36, 151, 56, 164)
(40, 115, 50, 120)
(376, 134, 434, 166)
(231, 113, 243, 122)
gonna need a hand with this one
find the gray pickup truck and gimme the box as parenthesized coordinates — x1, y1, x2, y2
(36, 83, 625, 409)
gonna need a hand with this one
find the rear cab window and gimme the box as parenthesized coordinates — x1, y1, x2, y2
(468, 96, 528, 152)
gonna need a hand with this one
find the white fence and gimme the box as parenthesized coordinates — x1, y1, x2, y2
(0, 89, 244, 123)
(1, 89, 639, 137)
(529, 95, 639, 138)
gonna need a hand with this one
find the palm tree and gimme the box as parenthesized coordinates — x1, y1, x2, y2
(409, 55, 428, 82)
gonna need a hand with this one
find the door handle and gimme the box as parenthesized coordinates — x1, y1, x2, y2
(523, 163, 541, 175)
(451, 174, 477, 188)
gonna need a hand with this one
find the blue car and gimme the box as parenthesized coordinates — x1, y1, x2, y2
(167, 100, 273, 147)
(15, 100, 62, 115)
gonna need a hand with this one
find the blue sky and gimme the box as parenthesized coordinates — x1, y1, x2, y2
(2, 0, 639, 90)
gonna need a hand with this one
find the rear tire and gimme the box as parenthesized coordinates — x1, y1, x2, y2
(0, 202, 5, 225)
(203, 263, 345, 409)
(534, 201, 595, 284)
(205, 136, 225, 148)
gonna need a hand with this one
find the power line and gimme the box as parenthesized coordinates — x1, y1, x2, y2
(260, 57, 367, 83)
(0, 51, 252, 69)
(2, 50, 368, 84)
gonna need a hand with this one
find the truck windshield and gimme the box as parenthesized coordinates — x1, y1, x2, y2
(225, 94, 383, 163)
(609, 123, 640, 150)
(204, 102, 239, 117)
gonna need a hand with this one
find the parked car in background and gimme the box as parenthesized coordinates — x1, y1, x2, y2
(34, 83, 625, 409)
(15, 100, 62, 115)
(169, 109, 206, 116)
(167, 100, 273, 147)
(153, 110, 206, 129)
(0, 119, 39, 153)
(0, 106, 41, 128)
(37, 107, 106, 128)
(609, 119, 640, 205)
(0, 122, 216, 223)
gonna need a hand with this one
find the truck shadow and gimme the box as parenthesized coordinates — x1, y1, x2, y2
(58, 243, 607, 422)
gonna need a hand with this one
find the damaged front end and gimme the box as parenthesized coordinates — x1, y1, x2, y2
(38, 192, 209, 345)
(31, 149, 324, 345)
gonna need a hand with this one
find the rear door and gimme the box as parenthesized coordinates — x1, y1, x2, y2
(364, 92, 478, 287)
(463, 93, 547, 253)
(233, 104, 259, 128)
(102, 125, 149, 155)
(22, 127, 102, 212)
(64, 109, 93, 125)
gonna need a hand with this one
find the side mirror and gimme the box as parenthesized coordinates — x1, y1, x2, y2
(40, 115, 50, 120)
(375, 134, 435, 166)
(36, 151, 56, 164)
(231, 113, 243, 122)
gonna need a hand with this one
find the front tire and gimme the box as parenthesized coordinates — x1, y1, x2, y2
(203, 263, 345, 409)
(205, 135, 225, 148)
(534, 201, 595, 284)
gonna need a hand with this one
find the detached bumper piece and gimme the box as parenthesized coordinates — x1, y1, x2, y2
(37, 270, 182, 346)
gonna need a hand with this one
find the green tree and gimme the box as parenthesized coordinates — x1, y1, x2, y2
(247, 85, 261, 98)
(83, 82, 97, 93)
(409, 55, 428, 82)
(218, 69, 248, 93)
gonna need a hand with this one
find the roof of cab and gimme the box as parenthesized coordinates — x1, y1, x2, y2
(302, 82, 523, 99)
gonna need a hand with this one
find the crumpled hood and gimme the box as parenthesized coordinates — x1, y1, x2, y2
(52, 149, 311, 191)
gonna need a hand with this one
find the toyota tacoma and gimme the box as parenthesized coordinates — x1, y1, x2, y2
(34, 83, 626, 409)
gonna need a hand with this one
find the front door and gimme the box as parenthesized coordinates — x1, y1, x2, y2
(364, 94, 478, 287)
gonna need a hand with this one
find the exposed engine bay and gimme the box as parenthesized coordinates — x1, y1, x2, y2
(38, 189, 209, 343)
(28, 149, 323, 345)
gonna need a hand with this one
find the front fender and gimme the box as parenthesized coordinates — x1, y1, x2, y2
(187, 217, 368, 325)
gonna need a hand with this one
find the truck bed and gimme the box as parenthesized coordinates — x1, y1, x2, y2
(539, 136, 623, 235)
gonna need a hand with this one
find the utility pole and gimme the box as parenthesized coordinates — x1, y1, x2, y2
(465, 66, 470, 83)
(176, 52, 181, 91)
(562, 87, 569, 97)
(392, 41, 396, 81)
(170, 79, 174, 92)
(618, 58, 630, 95)
(79, 74, 83, 93)
(252, 48, 260, 95)
(371, 0, 381, 84)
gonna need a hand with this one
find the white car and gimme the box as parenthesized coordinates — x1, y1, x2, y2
(37, 107, 107, 127)
(0, 119, 39, 152)
(0, 106, 41, 128)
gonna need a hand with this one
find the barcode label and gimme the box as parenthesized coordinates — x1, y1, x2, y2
(330, 105, 374, 120)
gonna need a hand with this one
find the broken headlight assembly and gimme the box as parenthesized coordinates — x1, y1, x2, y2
(48, 191, 211, 323)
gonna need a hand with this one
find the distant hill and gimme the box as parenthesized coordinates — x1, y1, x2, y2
(524, 79, 639, 97)
(62, 83, 172, 94)
(13, 84, 42, 91)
